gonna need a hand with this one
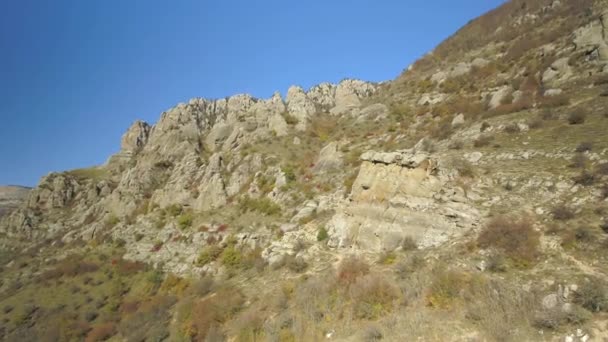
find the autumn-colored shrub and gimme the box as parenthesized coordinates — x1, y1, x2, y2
(427, 268, 469, 308)
(337, 256, 370, 285)
(478, 215, 540, 266)
(189, 288, 244, 340)
(349, 273, 400, 319)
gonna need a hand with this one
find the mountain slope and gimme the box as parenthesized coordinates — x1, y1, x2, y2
(2, 0, 608, 341)
(0, 186, 30, 218)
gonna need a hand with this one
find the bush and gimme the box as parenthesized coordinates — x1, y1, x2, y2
(350, 274, 399, 319)
(190, 288, 244, 339)
(473, 134, 494, 148)
(600, 219, 608, 233)
(570, 153, 589, 169)
(480, 122, 491, 132)
(573, 171, 596, 186)
(220, 246, 243, 269)
(285, 255, 308, 273)
(528, 118, 543, 129)
(338, 256, 370, 285)
(575, 278, 608, 312)
(427, 268, 468, 308)
(363, 325, 383, 341)
(316, 227, 328, 242)
(177, 212, 193, 230)
(596, 163, 608, 175)
(165, 204, 182, 217)
(238, 196, 282, 216)
(504, 123, 520, 134)
(537, 94, 570, 108)
(575, 142, 593, 153)
(534, 305, 591, 330)
(401, 236, 418, 251)
(448, 140, 464, 150)
(449, 157, 475, 178)
(568, 111, 586, 125)
(378, 251, 397, 265)
(486, 251, 507, 273)
(477, 215, 540, 266)
(552, 204, 575, 221)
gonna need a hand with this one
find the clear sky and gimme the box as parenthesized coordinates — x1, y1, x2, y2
(0, 0, 505, 187)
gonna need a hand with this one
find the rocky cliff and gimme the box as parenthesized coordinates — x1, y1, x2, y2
(3, 1, 608, 341)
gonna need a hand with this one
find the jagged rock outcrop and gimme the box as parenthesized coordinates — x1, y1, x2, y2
(573, 11, 608, 61)
(330, 79, 377, 116)
(542, 57, 573, 84)
(121, 120, 151, 154)
(327, 149, 480, 252)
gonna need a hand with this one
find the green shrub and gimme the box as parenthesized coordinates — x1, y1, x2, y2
(378, 251, 397, 265)
(220, 246, 243, 269)
(238, 196, 281, 216)
(575, 278, 608, 312)
(106, 214, 120, 227)
(317, 227, 329, 242)
(177, 213, 193, 230)
(165, 204, 182, 217)
(196, 245, 223, 266)
(282, 165, 297, 183)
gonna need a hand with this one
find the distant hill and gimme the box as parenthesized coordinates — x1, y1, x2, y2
(0, 185, 30, 217)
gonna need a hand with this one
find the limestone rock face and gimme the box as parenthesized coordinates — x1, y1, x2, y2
(121, 120, 151, 153)
(307, 83, 336, 111)
(330, 79, 377, 116)
(573, 13, 608, 61)
(542, 58, 573, 84)
(327, 149, 479, 252)
(313, 142, 343, 173)
(27, 173, 80, 210)
(286, 86, 317, 130)
(489, 86, 513, 109)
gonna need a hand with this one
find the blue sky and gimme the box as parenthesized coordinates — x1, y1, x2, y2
(0, 0, 505, 187)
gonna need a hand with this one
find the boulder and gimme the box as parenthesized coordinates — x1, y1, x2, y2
(452, 114, 465, 127)
(489, 86, 512, 109)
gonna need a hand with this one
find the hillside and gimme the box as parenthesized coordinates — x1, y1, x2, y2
(0, 186, 30, 218)
(2, 0, 608, 341)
